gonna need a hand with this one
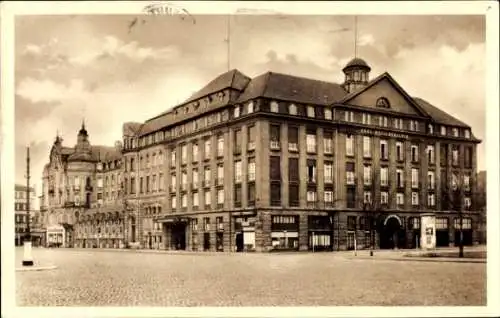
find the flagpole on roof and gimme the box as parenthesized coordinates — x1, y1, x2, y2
(354, 15, 358, 58)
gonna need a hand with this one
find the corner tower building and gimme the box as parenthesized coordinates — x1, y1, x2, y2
(42, 58, 482, 252)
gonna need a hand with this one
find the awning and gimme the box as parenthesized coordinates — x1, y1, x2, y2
(156, 216, 191, 224)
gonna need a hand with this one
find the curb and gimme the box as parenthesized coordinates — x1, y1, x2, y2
(345, 256, 486, 264)
(16, 265, 58, 272)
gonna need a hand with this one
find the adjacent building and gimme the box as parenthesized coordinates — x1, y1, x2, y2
(14, 184, 43, 246)
(41, 57, 482, 252)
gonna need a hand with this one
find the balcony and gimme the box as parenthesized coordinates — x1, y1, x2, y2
(270, 141, 280, 150)
(247, 142, 256, 152)
(288, 143, 298, 152)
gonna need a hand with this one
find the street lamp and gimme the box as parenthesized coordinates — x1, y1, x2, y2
(22, 146, 34, 266)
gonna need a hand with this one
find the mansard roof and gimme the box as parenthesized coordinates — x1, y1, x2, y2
(236, 71, 347, 105)
(60, 145, 121, 163)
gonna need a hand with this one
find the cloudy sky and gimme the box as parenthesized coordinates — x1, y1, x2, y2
(14, 14, 486, 193)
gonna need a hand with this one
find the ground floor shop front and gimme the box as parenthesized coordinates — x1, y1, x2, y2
(155, 210, 480, 252)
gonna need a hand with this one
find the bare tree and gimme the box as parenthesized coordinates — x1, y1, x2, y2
(359, 168, 383, 256)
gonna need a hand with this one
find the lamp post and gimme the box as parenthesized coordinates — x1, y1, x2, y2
(22, 146, 34, 266)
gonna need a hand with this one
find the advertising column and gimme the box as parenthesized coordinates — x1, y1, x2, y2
(420, 213, 436, 250)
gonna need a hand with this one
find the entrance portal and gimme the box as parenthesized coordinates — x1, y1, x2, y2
(235, 233, 244, 252)
(171, 223, 186, 250)
(380, 215, 405, 249)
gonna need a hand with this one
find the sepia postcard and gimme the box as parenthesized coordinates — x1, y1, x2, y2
(1, 1, 499, 318)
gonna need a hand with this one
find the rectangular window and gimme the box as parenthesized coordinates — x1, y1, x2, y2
(204, 191, 211, 207)
(464, 197, 472, 209)
(452, 147, 459, 166)
(181, 145, 187, 164)
(270, 101, 279, 113)
(411, 145, 419, 162)
(362, 113, 371, 125)
(270, 124, 281, 149)
(170, 150, 176, 167)
(218, 135, 225, 157)
(452, 128, 459, 137)
(379, 139, 388, 160)
(363, 136, 371, 158)
(307, 159, 317, 183)
(234, 160, 242, 183)
(234, 105, 240, 118)
(181, 172, 188, 190)
(270, 183, 281, 206)
(464, 129, 471, 139)
(192, 143, 199, 162)
(396, 169, 404, 188)
(464, 147, 472, 168)
(381, 192, 389, 205)
(324, 108, 332, 120)
(345, 111, 354, 122)
(217, 189, 224, 205)
(289, 184, 299, 206)
(204, 217, 210, 232)
(427, 145, 435, 164)
(193, 192, 199, 207)
(248, 158, 256, 182)
(323, 132, 333, 154)
(396, 193, 404, 206)
(347, 188, 356, 208)
(248, 183, 256, 206)
(181, 194, 187, 208)
(324, 162, 333, 184)
(396, 141, 404, 161)
(307, 106, 315, 118)
(427, 193, 435, 207)
(378, 116, 388, 127)
(346, 162, 355, 185)
(289, 158, 299, 182)
(427, 171, 435, 190)
(363, 165, 372, 185)
(380, 167, 388, 186)
(363, 191, 372, 204)
(411, 192, 419, 206)
(270, 156, 281, 181)
(204, 139, 211, 159)
(248, 126, 256, 151)
(306, 190, 316, 203)
(217, 164, 224, 185)
(204, 167, 211, 185)
(171, 196, 177, 209)
(411, 168, 419, 188)
(288, 126, 299, 152)
(171, 174, 177, 190)
(394, 118, 404, 129)
(306, 133, 317, 153)
(441, 126, 447, 136)
(324, 190, 333, 203)
(346, 135, 354, 156)
(463, 174, 471, 191)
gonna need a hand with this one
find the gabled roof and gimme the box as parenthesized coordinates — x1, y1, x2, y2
(412, 97, 469, 128)
(339, 72, 431, 118)
(123, 122, 143, 136)
(236, 71, 347, 105)
(60, 145, 121, 163)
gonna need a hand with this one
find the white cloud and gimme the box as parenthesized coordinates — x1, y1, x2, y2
(358, 33, 375, 46)
(16, 78, 87, 103)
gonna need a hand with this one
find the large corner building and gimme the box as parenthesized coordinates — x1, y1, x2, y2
(41, 58, 482, 252)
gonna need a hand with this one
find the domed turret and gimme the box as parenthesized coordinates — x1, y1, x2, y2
(342, 57, 371, 93)
(68, 120, 93, 162)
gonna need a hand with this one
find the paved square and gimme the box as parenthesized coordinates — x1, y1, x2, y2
(15, 248, 486, 306)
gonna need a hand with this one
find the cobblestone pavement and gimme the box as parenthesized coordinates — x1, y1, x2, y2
(15, 247, 486, 306)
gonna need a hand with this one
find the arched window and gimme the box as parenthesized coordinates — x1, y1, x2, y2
(376, 97, 390, 108)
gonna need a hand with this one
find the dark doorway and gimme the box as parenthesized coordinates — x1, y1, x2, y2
(235, 233, 244, 252)
(308, 216, 333, 252)
(436, 230, 449, 247)
(131, 217, 136, 242)
(380, 216, 405, 249)
(171, 223, 186, 250)
(216, 232, 224, 252)
(203, 233, 211, 251)
(455, 230, 473, 246)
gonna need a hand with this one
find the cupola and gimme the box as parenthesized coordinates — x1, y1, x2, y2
(342, 57, 371, 93)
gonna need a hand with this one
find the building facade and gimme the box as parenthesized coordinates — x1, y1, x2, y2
(14, 184, 40, 246)
(42, 58, 482, 252)
(40, 124, 126, 248)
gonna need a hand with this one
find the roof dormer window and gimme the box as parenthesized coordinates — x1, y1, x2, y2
(234, 105, 240, 118)
(441, 126, 447, 136)
(270, 101, 279, 113)
(464, 129, 471, 139)
(247, 101, 254, 114)
(428, 124, 434, 134)
(452, 128, 459, 137)
(289, 104, 297, 115)
(307, 106, 315, 118)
